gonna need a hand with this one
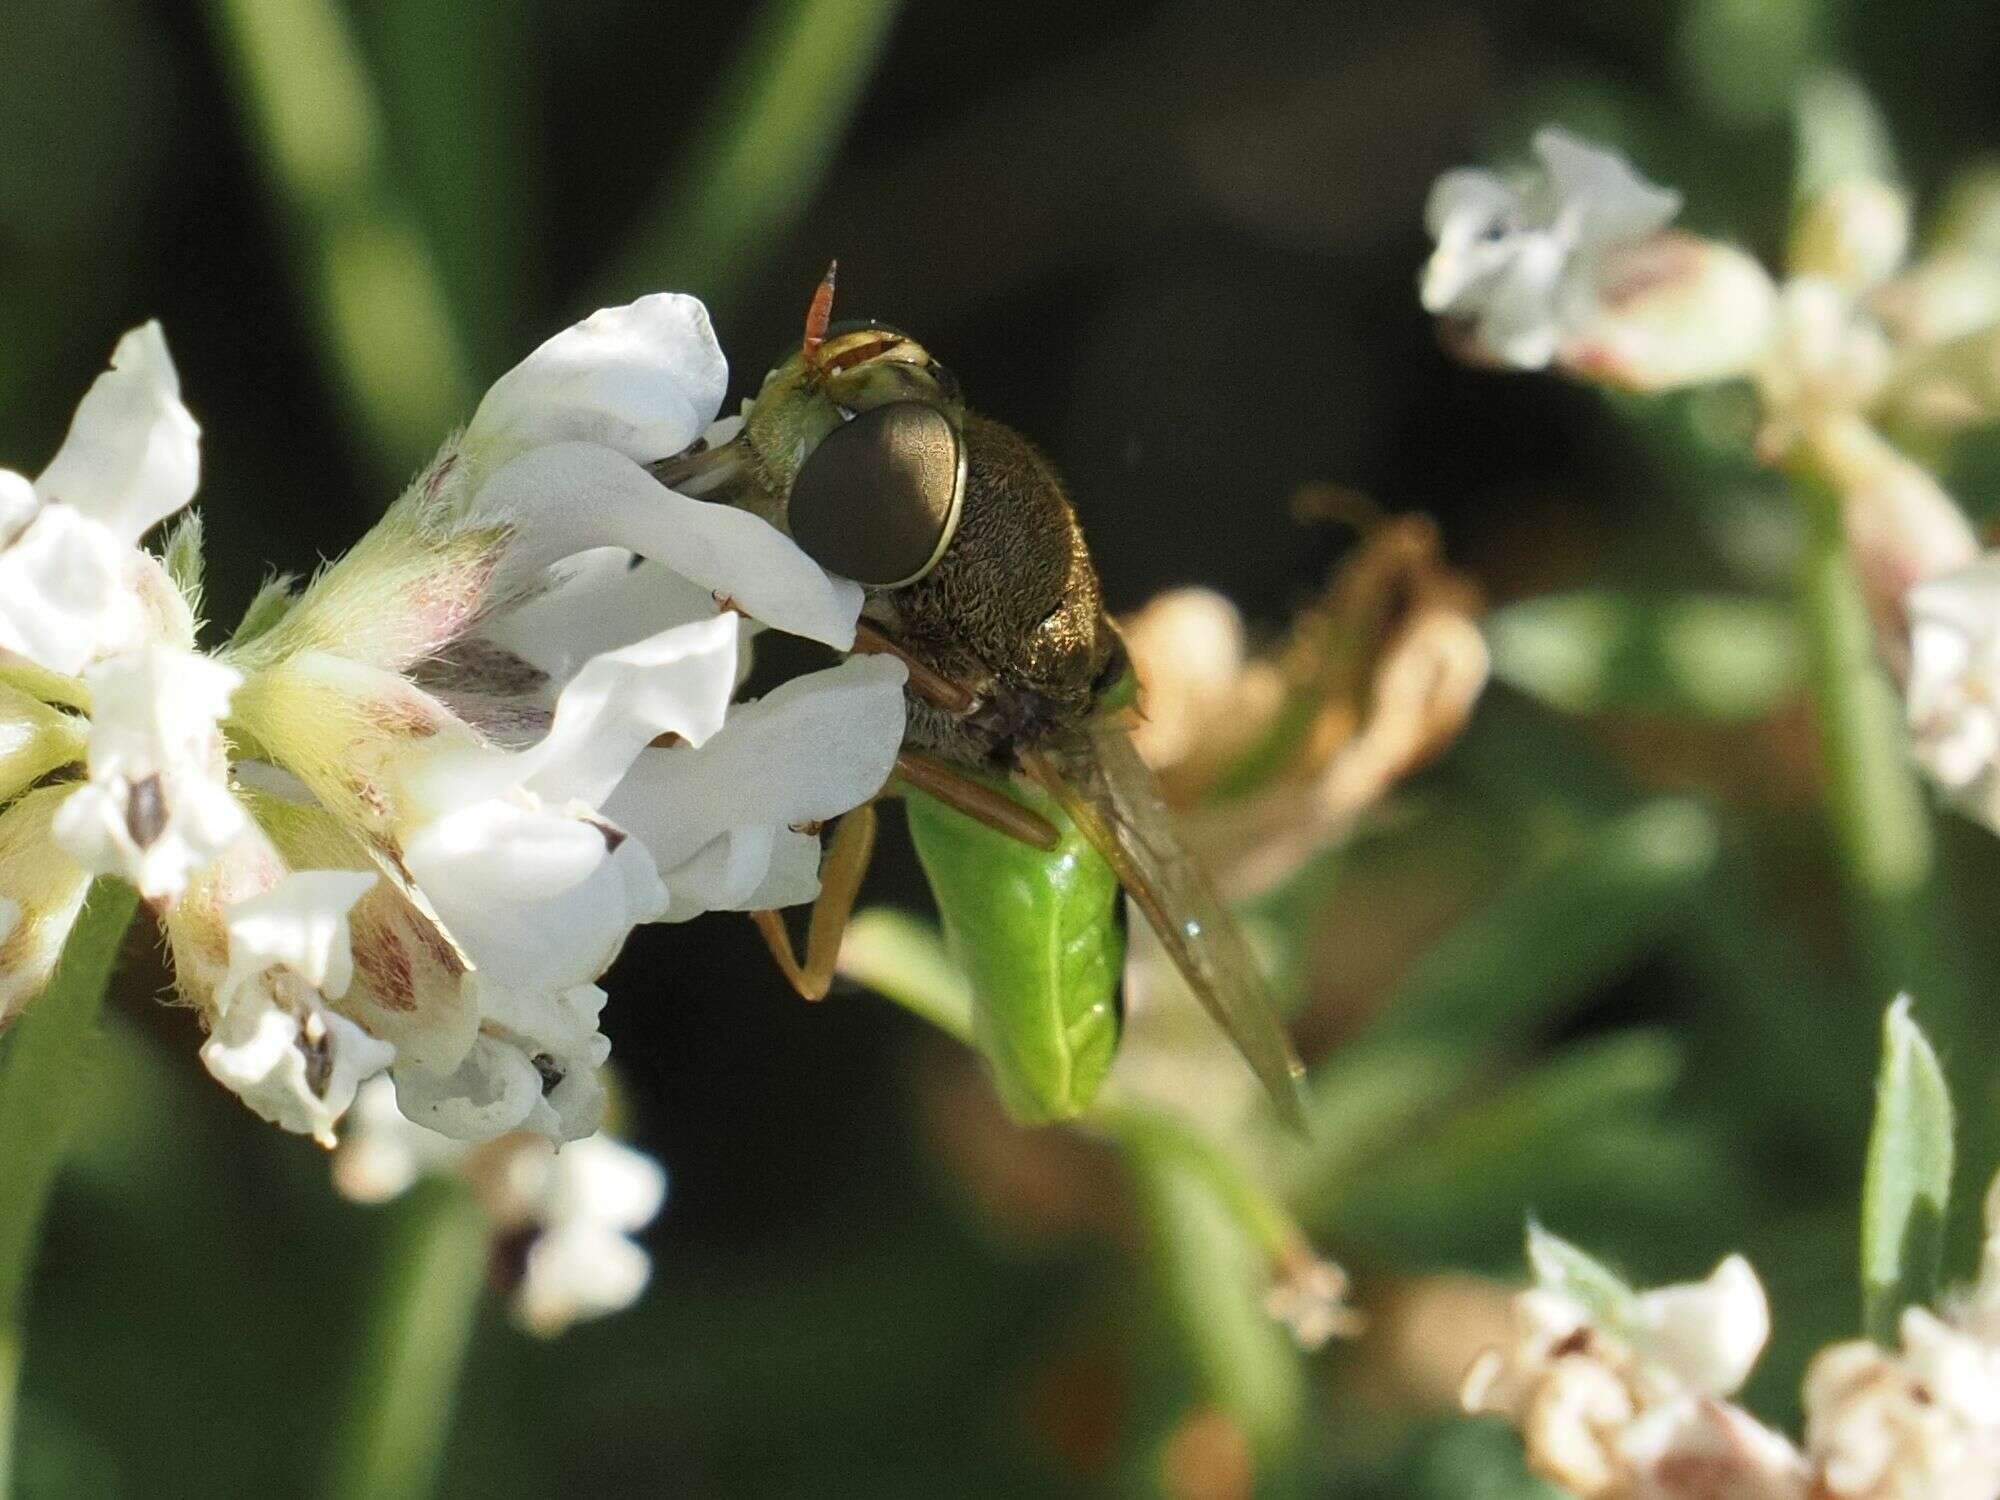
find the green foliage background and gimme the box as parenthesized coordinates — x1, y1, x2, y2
(7, 0, 2000, 1493)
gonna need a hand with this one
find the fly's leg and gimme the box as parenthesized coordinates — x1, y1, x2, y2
(850, 623, 1059, 851)
(752, 803, 879, 1001)
(852, 621, 977, 714)
(892, 753, 1059, 850)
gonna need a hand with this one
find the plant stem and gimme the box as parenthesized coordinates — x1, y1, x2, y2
(1792, 477, 1960, 1018)
(0, 878, 138, 1496)
(322, 1179, 489, 1500)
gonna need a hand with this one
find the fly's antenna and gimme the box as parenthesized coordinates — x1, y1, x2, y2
(803, 260, 838, 368)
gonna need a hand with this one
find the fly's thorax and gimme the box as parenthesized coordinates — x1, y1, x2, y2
(876, 415, 1118, 765)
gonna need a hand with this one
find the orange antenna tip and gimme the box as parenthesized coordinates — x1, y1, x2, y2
(803, 260, 838, 366)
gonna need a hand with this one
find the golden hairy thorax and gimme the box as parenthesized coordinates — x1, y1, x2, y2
(870, 414, 1115, 765)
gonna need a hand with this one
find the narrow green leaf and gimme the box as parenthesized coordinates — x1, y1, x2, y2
(836, 907, 976, 1046)
(1121, 1125, 1304, 1462)
(0, 878, 139, 1491)
(1372, 798, 1718, 1056)
(594, 0, 906, 317)
(1487, 590, 1800, 721)
(321, 1179, 489, 1500)
(1793, 476, 1962, 1028)
(1860, 996, 1953, 1343)
(206, 0, 473, 477)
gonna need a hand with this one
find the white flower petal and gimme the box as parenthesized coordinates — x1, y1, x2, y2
(1531, 127, 1682, 245)
(332, 1075, 466, 1202)
(52, 643, 247, 901)
(0, 470, 36, 545)
(219, 870, 377, 1005)
(404, 800, 666, 996)
(546, 1134, 668, 1233)
(1628, 1254, 1769, 1397)
(481, 549, 744, 692)
(0, 505, 147, 677)
(34, 322, 200, 544)
(392, 1034, 544, 1141)
(201, 996, 395, 1148)
(515, 1224, 652, 1337)
(604, 654, 906, 916)
(474, 441, 863, 648)
(466, 293, 727, 467)
(1422, 130, 1680, 371)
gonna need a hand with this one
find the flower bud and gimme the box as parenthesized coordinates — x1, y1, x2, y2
(0, 685, 86, 806)
(1790, 179, 1911, 293)
(1560, 231, 1779, 390)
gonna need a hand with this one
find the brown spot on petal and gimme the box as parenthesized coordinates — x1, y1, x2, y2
(355, 924, 416, 1011)
(585, 816, 627, 853)
(125, 775, 167, 849)
(422, 450, 459, 501)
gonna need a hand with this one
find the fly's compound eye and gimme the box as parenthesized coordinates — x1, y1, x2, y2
(788, 400, 966, 588)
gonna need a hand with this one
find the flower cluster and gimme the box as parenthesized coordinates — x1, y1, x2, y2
(0, 296, 906, 1150)
(1420, 129, 2000, 846)
(1468, 1196, 2000, 1499)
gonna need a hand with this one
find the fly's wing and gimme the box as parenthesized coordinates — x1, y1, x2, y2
(1022, 722, 1310, 1133)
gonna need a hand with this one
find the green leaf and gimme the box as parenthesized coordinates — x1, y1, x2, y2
(1121, 1124, 1304, 1462)
(1371, 798, 1718, 1056)
(1860, 996, 1953, 1343)
(837, 907, 975, 1046)
(1525, 1223, 1639, 1331)
(595, 0, 906, 318)
(0, 878, 139, 1484)
(206, 0, 473, 477)
(1487, 590, 1800, 721)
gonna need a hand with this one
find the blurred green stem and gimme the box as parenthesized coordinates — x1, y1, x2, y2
(0, 879, 137, 1497)
(595, 0, 905, 318)
(206, 0, 473, 479)
(323, 1179, 489, 1500)
(1791, 476, 1958, 1015)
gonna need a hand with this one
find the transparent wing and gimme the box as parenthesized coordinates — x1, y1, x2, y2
(1022, 721, 1309, 1133)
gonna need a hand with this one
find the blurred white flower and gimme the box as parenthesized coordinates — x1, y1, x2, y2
(0, 323, 200, 677)
(1905, 557, 2000, 826)
(51, 643, 246, 903)
(1422, 128, 1682, 369)
(334, 1076, 667, 1336)
(1805, 1312, 2000, 1499)
(1465, 1230, 1803, 1498)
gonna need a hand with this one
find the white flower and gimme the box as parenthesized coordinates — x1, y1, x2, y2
(52, 643, 247, 903)
(1422, 128, 1682, 369)
(1466, 1233, 1794, 1498)
(332, 1076, 668, 1336)
(0, 323, 200, 676)
(1905, 557, 2000, 824)
(508, 1134, 666, 1337)
(197, 869, 393, 1146)
(1805, 1313, 2000, 1499)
